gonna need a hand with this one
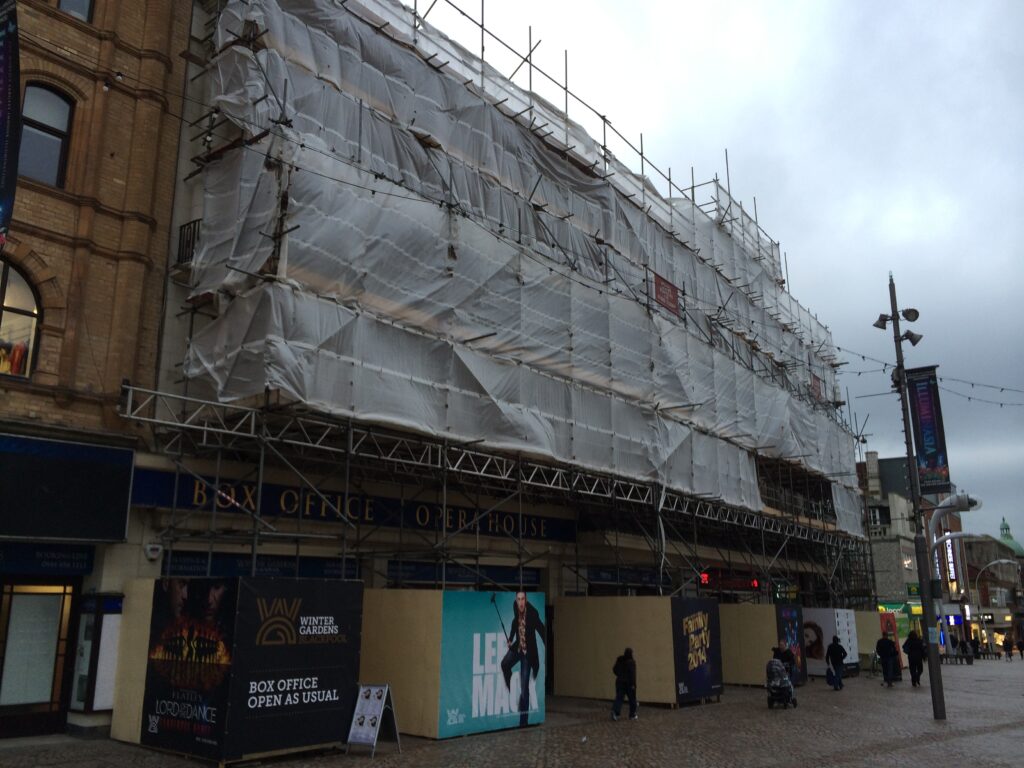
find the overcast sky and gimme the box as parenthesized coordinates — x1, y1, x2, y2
(426, 0, 1024, 539)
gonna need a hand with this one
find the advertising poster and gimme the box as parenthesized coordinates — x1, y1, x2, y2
(670, 598, 722, 704)
(879, 611, 905, 670)
(140, 578, 238, 760)
(438, 591, 546, 738)
(835, 608, 859, 666)
(348, 685, 389, 746)
(774, 604, 806, 684)
(223, 579, 362, 759)
(905, 366, 952, 494)
(801, 608, 836, 677)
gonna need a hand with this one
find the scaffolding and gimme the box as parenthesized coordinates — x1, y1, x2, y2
(122, 384, 873, 606)
(143, 0, 876, 607)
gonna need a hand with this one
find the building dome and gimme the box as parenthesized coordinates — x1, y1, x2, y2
(999, 517, 1024, 557)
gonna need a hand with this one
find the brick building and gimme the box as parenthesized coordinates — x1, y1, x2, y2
(0, 0, 188, 736)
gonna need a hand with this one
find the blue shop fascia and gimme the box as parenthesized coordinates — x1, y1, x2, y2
(130, 465, 576, 585)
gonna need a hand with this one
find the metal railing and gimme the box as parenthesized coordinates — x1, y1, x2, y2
(177, 218, 202, 266)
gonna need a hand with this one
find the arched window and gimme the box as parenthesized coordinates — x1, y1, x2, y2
(18, 85, 74, 188)
(0, 259, 40, 378)
(59, 0, 94, 23)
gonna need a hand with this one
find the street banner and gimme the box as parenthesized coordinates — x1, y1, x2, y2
(438, 591, 546, 738)
(0, 0, 20, 249)
(775, 604, 806, 684)
(140, 578, 238, 760)
(905, 366, 952, 494)
(670, 597, 722, 704)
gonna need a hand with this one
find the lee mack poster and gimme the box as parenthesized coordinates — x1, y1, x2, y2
(438, 591, 546, 738)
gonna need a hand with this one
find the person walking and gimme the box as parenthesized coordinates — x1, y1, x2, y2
(1016, 638, 1024, 660)
(970, 636, 980, 659)
(902, 631, 925, 687)
(611, 647, 637, 721)
(825, 635, 847, 691)
(1002, 635, 1014, 661)
(772, 639, 797, 686)
(876, 632, 898, 687)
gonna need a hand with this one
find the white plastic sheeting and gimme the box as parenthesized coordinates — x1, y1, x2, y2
(185, 0, 863, 534)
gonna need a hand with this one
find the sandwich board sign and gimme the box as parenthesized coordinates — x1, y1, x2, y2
(346, 683, 400, 757)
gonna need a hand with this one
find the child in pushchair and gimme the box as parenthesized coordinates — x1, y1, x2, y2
(766, 658, 797, 709)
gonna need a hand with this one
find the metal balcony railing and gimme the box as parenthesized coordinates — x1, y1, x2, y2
(177, 218, 202, 266)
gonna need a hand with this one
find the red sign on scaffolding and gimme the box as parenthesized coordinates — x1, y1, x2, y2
(653, 272, 680, 316)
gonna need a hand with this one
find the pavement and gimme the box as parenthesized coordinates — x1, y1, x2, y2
(2, 659, 1023, 767)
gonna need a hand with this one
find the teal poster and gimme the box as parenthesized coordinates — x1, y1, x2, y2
(438, 592, 546, 738)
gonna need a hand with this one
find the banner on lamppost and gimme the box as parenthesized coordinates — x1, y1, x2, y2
(0, 0, 20, 250)
(905, 366, 951, 495)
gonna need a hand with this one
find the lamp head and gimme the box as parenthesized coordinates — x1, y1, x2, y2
(901, 330, 923, 346)
(872, 314, 890, 330)
(901, 308, 920, 322)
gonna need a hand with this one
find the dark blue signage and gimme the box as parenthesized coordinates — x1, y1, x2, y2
(0, 433, 133, 541)
(386, 560, 540, 586)
(162, 551, 359, 580)
(0, 542, 94, 574)
(0, 0, 20, 246)
(132, 468, 575, 543)
(586, 565, 671, 587)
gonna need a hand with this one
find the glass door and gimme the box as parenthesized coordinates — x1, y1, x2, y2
(0, 583, 75, 736)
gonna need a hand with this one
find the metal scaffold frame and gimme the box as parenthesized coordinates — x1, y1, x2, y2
(121, 384, 874, 606)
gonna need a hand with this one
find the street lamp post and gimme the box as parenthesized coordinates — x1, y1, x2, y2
(874, 275, 947, 719)
(974, 559, 1021, 652)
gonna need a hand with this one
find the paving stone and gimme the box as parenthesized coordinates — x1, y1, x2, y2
(1, 661, 1021, 768)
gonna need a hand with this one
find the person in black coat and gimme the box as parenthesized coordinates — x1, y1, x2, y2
(500, 591, 546, 726)
(772, 639, 797, 685)
(902, 630, 925, 687)
(825, 635, 847, 691)
(611, 647, 637, 720)
(876, 632, 898, 687)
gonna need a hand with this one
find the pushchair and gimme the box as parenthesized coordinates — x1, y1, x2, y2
(766, 659, 797, 709)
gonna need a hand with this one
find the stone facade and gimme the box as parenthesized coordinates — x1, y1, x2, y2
(2, 0, 189, 436)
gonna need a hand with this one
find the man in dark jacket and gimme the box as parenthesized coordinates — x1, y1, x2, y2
(902, 631, 925, 686)
(876, 632, 898, 687)
(611, 647, 637, 721)
(500, 591, 546, 726)
(825, 635, 847, 691)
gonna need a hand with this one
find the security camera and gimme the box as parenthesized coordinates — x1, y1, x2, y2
(144, 543, 164, 562)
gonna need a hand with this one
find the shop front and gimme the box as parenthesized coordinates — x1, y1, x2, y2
(0, 433, 133, 737)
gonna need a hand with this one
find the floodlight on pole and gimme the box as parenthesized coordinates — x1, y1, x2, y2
(902, 330, 924, 346)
